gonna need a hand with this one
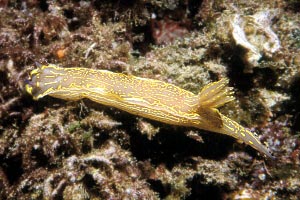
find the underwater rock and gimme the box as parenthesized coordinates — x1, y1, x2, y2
(231, 10, 281, 73)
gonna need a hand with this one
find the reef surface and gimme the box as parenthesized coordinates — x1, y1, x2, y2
(1, 0, 300, 199)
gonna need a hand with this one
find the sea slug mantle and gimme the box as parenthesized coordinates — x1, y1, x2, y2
(25, 64, 274, 158)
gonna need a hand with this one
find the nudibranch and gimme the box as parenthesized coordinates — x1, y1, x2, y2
(25, 64, 274, 158)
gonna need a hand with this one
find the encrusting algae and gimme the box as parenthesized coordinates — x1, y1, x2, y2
(25, 64, 274, 159)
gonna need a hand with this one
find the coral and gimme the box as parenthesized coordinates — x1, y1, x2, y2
(0, 104, 158, 199)
(150, 17, 189, 45)
(54, 140, 158, 199)
(148, 157, 239, 199)
(226, 188, 275, 200)
(259, 89, 290, 113)
(133, 38, 212, 94)
(258, 116, 300, 164)
(136, 119, 160, 140)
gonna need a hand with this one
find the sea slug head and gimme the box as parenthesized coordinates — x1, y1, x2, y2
(25, 68, 42, 100)
(25, 64, 63, 100)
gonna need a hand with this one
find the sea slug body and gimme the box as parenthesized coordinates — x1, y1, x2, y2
(25, 64, 274, 158)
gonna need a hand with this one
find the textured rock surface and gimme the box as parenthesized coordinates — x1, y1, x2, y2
(0, 0, 300, 199)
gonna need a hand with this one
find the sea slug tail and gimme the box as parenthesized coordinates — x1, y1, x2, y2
(221, 115, 275, 159)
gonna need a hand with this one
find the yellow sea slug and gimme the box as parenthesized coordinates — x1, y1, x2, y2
(25, 64, 274, 158)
